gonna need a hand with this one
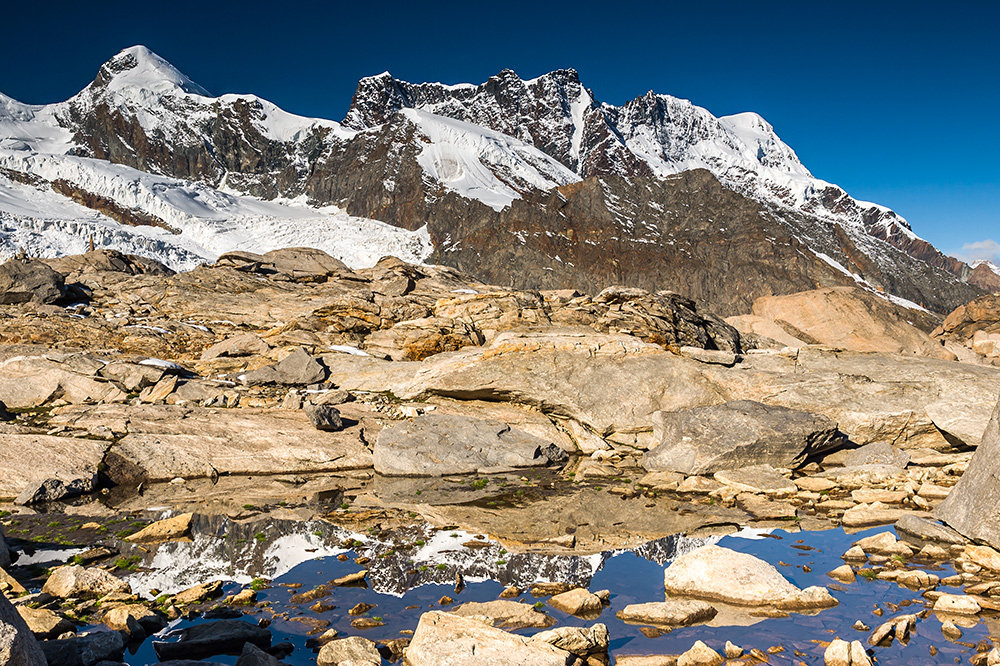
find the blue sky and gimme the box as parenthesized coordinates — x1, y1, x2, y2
(2, 0, 997, 263)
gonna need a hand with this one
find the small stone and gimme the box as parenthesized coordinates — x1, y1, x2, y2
(499, 585, 520, 599)
(842, 546, 867, 561)
(304, 404, 343, 432)
(942, 619, 962, 640)
(547, 588, 603, 617)
(349, 602, 376, 616)
(438, 596, 454, 606)
(724, 641, 743, 658)
(828, 565, 856, 584)
(853, 620, 870, 631)
(677, 640, 723, 666)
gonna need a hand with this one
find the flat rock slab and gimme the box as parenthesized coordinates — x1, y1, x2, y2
(53, 404, 372, 482)
(662, 545, 837, 609)
(0, 434, 107, 499)
(0, 356, 126, 408)
(616, 601, 717, 626)
(642, 400, 841, 475)
(42, 565, 130, 599)
(39, 630, 124, 666)
(895, 514, 966, 545)
(547, 588, 603, 617)
(404, 611, 572, 666)
(713, 465, 796, 495)
(316, 636, 380, 666)
(450, 600, 556, 629)
(374, 413, 565, 477)
(844, 442, 909, 468)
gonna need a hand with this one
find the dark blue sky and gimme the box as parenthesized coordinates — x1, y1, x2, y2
(2, 0, 997, 262)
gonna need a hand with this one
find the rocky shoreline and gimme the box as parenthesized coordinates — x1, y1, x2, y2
(2, 247, 1000, 666)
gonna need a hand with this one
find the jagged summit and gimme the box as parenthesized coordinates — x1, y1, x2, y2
(87, 45, 211, 97)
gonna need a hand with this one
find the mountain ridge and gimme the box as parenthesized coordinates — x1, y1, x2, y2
(0, 46, 984, 315)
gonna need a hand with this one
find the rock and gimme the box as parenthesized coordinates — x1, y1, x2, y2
(678, 346, 737, 366)
(124, 512, 192, 544)
(841, 503, 911, 528)
(40, 631, 125, 666)
(531, 624, 609, 656)
(15, 476, 96, 505)
(824, 639, 871, 666)
(895, 514, 966, 545)
(98, 361, 165, 392)
(234, 642, 283, 666)
(741, 287, 952, 359)
(0, 257, 65, 304)
(918, 482, 951, 499)
(17, 606, 75, 640)
(639, 471, 685, 491)
(676, 476, 722, 494)
(793, 476, 838, 492)
(200, 334, 270, 360)
(304, 404, 343, 432)
(737, 493, 798, 520)
(103, 605, 166, 635)
(228, 589, 257, 605)
(853, 531, 899, 554)
(0, 591, 47, 665)
(546, 588, 603, 617)
(0, 356, 127, 409)
(677, 640, 723, 666)
(331, 571, 367, 586)
(451, 600, 556, 629)
(242, 347, 326, 386)
(0, 566, 26, 595)
(614, 657, 678, 666)
(662, 545, 838, 609)
(937, 402, 1000, 543)
(642, 401, 841, 475)
(316, 635, 382, 666)
(868, 614, 916, 645)
(713, 465, 796, 495)
(842, 546, 867, 561)
(942, 619, 962, 640)
(851, 489, 906, 504)
(153, 619, 272, 660)
(965, 545, 1000, 571)
(844, 442, 909, 468)
(374, 414, 566, 476)
(0, 433, 106, 500)
(171, 580, 224, 605)
(616, 601, 717, 626)
(42, 566, 130, 599)
(404, 611, 572, 666)
(933, 593, 981, 615)
(828, 565, 856, 584)
(724, 642, 743, 659)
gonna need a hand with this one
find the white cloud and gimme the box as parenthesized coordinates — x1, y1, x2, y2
(952, 239, 1000, 266)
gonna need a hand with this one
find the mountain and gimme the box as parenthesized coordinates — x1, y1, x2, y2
(0, 46, 983, 314)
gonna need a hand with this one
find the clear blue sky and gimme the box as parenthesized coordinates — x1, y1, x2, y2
(2, 0, 997, 263)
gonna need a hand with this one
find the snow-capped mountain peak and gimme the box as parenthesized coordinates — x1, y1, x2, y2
(90, 45, 211, 98)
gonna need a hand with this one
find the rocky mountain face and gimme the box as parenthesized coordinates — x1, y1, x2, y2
(0, 46, 983, 315)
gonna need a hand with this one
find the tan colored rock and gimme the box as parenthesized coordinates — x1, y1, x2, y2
(200, 333, 270, 360)
(546, 588, 603, 617)
(933, 593, 981, 615)
(0, 434, 106, 500)
(793, 476, 838, 492)
(851, 489, 907, 504)
(614, 657, 678, 666)
(841, 503, 912, 528)
(451, 600, 555, 629)
(404, 611, 572, 666)
(677, 640, 723, 666)
(713, 465, 796, 495)
(662, 545, 837, 609)
(42, 565, 130, 599)
(17, 607, 75, 639)
(616, 601, 717, 626)
(917, 483, 951, 499)
(965, 545, 1000, 571)
(0, 355, 127, 408)
(170, 580, 223, 605)
(677, 477, 723, 494)
(827, 565, 856, 583)
(531, 624, 609, 657)
(317, 635, 381, 666)
(125, 512, 192, 544)
(0, 591, 47, 666)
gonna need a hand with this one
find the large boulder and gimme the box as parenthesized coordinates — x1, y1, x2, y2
(0, 591, 47, 666)
(449, 600, 556, 629)
(241, 347, 326, 386)
(642, 400, 842, 474)
(0, 355, 127, 409)
(729, 287, 953, 359)
(374, 414, 567, 476)
(38, 630, 125, 666)
(42, 565, 130, 599)
(316, 635, 381, 666)
(404, 611, 572, 666)
(152, 619, 272, 660)
(662, 545, 838, 609)
(0, 257, 65, 304)
(936, 394, 1000, 544)
(17, 606, 76, 639)
(0, 428, 106, 503)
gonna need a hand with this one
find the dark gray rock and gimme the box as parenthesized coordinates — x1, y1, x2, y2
(0, 400, 13, 422)
(153, 619, 272, 660)
(844, 441, 909, 468)
(0, 524, 9, 569)
(242, 348, 326, 386)
(374, 414, 568, 476)
(39, 630, 125, 666)
(235, 642, 284, 666)
(304, 404, 343, 431)
(936, 395, 1000, 545)
(895, 514, 966, 545)
(0, 589, 47, 666)
(642, 400, 843, 475)
(15, 473, 97, 506)
(0, 258, 65, 305)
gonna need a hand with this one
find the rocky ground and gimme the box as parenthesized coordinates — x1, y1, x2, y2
(2, 248, 1000, 666)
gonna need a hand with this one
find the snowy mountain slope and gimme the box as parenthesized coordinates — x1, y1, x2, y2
(0, 154, 432, 271)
